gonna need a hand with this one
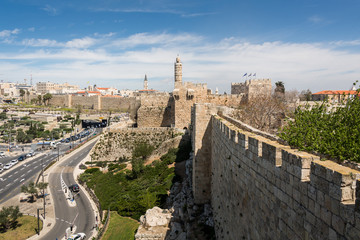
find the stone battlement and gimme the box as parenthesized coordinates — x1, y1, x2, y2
(191, 103, 360, 239)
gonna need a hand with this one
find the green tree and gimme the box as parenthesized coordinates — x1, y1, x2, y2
(16, 129, 28, 143)
(21, 182, 38, 202)
(0, 112, 7, 120)
(37, 95, 42, 105)
(132, 142, 154, 160)
(43, 93, 52, 106)
(0, 206, 22, 230)
(19, 89, 25, 101)
(280, 88, 360, 162)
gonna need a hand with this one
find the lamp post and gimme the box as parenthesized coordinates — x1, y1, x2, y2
(41, 159, 46, 219)
(37, 207, 43, 235)
(57, 144, 60, 161)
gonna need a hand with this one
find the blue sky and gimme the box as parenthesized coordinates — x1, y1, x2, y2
(0, 0, 360, 93)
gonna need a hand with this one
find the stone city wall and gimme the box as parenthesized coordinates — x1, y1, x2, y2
(191, 103, 360, 239)
(137, 95, 174, 127)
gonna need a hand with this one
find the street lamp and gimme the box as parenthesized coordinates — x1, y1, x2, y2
(37, 207, 43, 235)
(41, 159, 46, 219)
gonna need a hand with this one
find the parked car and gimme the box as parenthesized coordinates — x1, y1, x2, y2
(10, 159, 18, 165)
(68, 184, 80, 192)
(18, 155, 26, 161)
(0, 151, 6, 157)
(0, 168, 3, 173)
(3, 163, 12, 169)
(67, 233, 86, 240)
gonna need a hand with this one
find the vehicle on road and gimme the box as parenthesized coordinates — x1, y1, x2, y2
(0, 163, 3, 168)
(0, 168, 3, 173)
(37, 141, 56, 149)
(67, 233, 86, 240)
(10, 159, 18, 165)
(18, 155, 27, 161)
(3, 163, 12, 169)
(0, 151, 6, 157)
(26, 151, 35, 157)
(69, 184, 80, 192)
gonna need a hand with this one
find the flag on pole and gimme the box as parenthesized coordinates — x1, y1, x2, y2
(243, 73, 247, 77)
(249, 73, 252, 77)
(254, 73, 256, 77)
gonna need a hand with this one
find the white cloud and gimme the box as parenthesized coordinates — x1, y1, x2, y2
(111, 32, 203, 49)
(42, 5, 58, 16)
(0, 28, 20, 38)
(28, 27, 35, 32)
(22, 38, 60, 47)
(65, 37, 97, 48)
(1, 32, 360, 93)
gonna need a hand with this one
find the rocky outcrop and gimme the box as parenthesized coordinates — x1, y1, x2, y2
(135, 153, 215, 240)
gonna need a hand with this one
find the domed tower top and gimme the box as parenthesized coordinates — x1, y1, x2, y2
(174, 55, 182, 86)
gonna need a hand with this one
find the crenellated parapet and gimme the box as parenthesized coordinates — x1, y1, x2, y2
(191, 103, 360, 239)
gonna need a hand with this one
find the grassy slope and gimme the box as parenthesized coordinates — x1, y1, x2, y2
(0, 215, 42, 240)
(102, 211, 139, 240)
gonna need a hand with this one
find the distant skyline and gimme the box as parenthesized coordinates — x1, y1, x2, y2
(0, 0, 360, 93)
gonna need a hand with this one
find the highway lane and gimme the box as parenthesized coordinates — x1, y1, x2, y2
(0, 151, 60, 204)
(0, 129, 96, 203)
(42, 141, 97, 240)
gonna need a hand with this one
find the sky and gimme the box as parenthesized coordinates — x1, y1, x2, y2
(0, 0, 360, 93)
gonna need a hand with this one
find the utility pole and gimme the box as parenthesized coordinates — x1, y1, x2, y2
(37, 208, 43, 235)
(57, 144, 60, 161)
(41, 159, 46, 219)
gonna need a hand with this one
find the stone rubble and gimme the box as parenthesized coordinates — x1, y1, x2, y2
(135, 153, 214, 240)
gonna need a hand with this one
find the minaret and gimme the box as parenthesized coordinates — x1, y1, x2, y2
(215, 87, 219, 95)
(144, 74, 148, 90)
(174, 56, 182, 86)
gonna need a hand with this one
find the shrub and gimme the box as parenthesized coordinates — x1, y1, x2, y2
(280, 89, 360, 162)
(85, 168, 100, 174)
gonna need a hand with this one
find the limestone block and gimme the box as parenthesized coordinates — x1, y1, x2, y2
(332, 214, 345, 235)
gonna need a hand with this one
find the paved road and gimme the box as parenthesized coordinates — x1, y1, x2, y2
(0, 129, 96, 203)
(0, 150, 61, 204)
(42, 141, 97, 240)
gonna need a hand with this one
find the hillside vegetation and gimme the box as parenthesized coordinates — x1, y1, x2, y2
(280, 90, 360, 162)
(80, 138, 191, 220)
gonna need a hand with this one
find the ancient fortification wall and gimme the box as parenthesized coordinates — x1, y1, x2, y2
(192, 103, 360, 239)
(137, 95, 174, 127)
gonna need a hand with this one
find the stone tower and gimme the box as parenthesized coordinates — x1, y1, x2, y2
(144, 74, 148, 90)
(174, 56, 182, 87)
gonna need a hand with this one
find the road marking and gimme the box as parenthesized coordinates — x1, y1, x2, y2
(21, 174, 25, 177)
(5, 184, 11, 187)
(21, 167, 25, 170)
(14, 171, 18, 174)
(14, 178, 18, 182)
(27, 170, 32, 173)
(0, 189, 2, 192)
(20, 178, 25, 182)
(0, 178, 4, 181)
(8, 175, 12, 178)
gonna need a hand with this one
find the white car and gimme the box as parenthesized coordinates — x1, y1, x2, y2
(10, 159, 18, 165)
(0, 168, 3, 173)
(3, 163, 12, 169)
(0, 152, 6, 157)
(67, 233, 86, 240)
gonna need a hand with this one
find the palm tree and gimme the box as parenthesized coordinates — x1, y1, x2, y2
(275, 81, 285, 94)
